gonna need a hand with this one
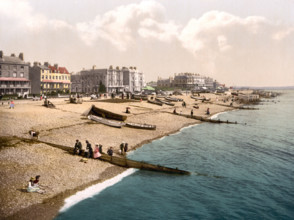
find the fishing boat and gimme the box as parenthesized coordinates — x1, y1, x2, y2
(133, 94, 148, 100)
(70, 97, 82, 104)
(155, 98, 175, 106)
(165, 97, 183, 102)
(83, 105, 127, 121)
(125, 122, 156, 130)
(88, 115, 125, 128)
(147, 99, 163, 106)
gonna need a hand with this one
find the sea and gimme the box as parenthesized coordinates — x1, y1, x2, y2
(56, 90, 294, 220)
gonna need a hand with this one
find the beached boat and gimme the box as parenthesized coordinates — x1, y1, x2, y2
(133, 94, 148, 100)
(155, 98, 175, 106)
(99, 154, 190, 175)
(125, 122, 156, 130)
(165, 97, 183, 102)
(70, 97, 82, 104)
(147, 99, 163, 106)
(88, 115, 125, 128)
(43, 100, 55, 108)
(83, 105, 127, 121)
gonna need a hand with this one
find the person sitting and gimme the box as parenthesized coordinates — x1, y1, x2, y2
(126, 107, 130, 114)
(85, 140, 93, 158)
(107, 147, 113, 156)
(94, 144, 101, 159)
(27, 177, 40, 193)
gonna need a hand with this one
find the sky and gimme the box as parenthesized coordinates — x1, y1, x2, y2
(0, 0, 294, 87)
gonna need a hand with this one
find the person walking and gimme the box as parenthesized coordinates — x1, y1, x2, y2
(94, 144, 101, 159)
(9, 100, 14, 109)
(124, 143, 128, 153)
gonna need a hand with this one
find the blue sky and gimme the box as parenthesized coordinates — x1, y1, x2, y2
(1, 0, 293, 86)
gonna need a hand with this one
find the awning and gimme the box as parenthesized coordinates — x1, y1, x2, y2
(143, 86, 155, 91)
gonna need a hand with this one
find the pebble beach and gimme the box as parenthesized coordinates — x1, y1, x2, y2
(0, 93, 239, 220)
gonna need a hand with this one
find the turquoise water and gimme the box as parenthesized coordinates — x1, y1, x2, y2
(56, 90, 294, 220)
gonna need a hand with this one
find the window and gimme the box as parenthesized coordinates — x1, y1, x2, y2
(62, 76, 64, 80)
(21, 66, 24, 69)
(59, 76, 61, 80)
(53, 76, 55, 79)
(20, 73, 24, 77)
(42, 75, 44, 79)
(49, 76, 51, 79)
(46, 76, 48, 79)
(0, 71, 1, 76)
(13, 73, 16, 77)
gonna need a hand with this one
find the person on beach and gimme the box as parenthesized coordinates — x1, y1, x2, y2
(33, 175, 41, 186)
(126, 107, 130, 114)
(124, 143, 128, 153)
(74, 140, 82, 155)
(85, 140, 93, 158)
(120, 142, 125, 155)
(99, 144, 103, 154)
(27, 177, 40, 193)
(191, 109, 193, 117)
(9, 100, 14, 109)
(206, 108, 210, 115)
(94, 144, 101, 159)
(107, 147, 113, 156)
(173, 108, 177, 114)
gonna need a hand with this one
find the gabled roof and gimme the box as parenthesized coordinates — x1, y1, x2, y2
(49, 66, 69, 74)
(0, 56, 27, 64)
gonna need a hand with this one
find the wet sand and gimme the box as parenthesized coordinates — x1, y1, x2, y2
(0, 93, 238, 219)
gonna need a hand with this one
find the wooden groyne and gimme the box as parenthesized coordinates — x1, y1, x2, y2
(215, 103, 259, 110)
(171, 112, 238, 124)
(99, 154, 190, 175)
(17, 137, 190, 175)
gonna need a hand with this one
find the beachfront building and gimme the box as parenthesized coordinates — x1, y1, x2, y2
(173, 73, 206, 89)
(157, 77, 174, 88)
(0, 51, 30, 95)
(29, 62, 71, 95)
(238, 94, 260, 102)
(71, 66, 145, 94)
(122, 66, 145, 93)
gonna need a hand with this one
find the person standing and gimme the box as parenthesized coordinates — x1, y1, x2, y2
(120, 142, 125, 155)
(107, 147, 113, 156)
(86, 140, 93, 158)
(9, 100, 14, 109)
(191, 109, 193, 117)
(206, 108, 210, 115)
(74, 140, 82, 155)
(94, 144, 101, 159)
(124, 143, 128, 153)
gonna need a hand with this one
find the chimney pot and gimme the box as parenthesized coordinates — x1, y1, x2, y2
(19, 53, 24, 61)
(0, 51, 3, 58)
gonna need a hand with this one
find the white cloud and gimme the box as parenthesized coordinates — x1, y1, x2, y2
(0, 0, 72, 31)
(76, 0, 173, 50)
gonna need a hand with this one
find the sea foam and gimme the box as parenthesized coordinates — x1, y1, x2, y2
(59, 168, 137, 213)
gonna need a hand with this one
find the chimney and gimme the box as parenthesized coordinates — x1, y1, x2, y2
(11, 53, 15, 57)
(44, 62, 49, 67)
(54, 63, 58, 69)
(19, 53, 24, 61)
(0, 51, 3, 58)
(33, 62, 39, 67)
(92, 65, 96, 70)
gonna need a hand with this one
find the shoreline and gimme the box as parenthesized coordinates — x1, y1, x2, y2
(0, 93, 242, 220)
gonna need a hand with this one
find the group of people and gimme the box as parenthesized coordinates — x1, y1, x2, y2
(119, 142, 128, 155)
(74, 140, 103, 159)
(27, 175, 43, 193)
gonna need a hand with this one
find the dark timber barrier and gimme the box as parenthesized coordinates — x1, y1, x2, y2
(17, 137, 190, 175)
(170, 112, 238, 124)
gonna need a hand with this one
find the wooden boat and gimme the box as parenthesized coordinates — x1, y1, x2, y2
(147, 99, 163, 106)
(83, 105, 127, 121)
(88, 115, 125, 128)
(125, 122, 156, 130)
(99, 154, 190, 175)
(133, 94, 148, 100)
(155, 98, 175, 106)
(165, 97, 183, 102)
(70, 97, 82, 104)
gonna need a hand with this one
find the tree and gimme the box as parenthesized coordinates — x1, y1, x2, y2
(99, 81, 106, 93)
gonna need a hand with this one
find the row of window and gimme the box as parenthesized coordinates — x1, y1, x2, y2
(41, 84, 69, 89)
(42, 75, 70, 80)
(0, 65, 25, 70)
